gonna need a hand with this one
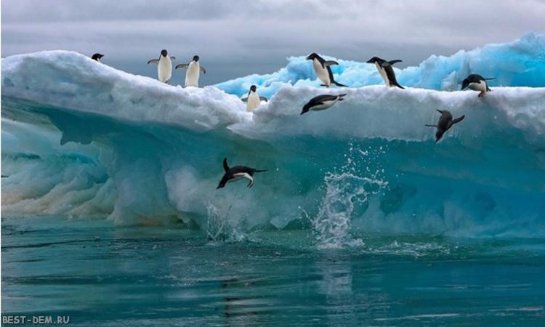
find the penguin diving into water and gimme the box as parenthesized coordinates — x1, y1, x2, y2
(461, 74, 494, 97)
(300, 94, 346, 115)
(426, 110, 465, 142)
(306, 53, 346, 87)
(175, 55, 206, 87)
(216, 158, 267, 189)
(241, 85, 268, 112)
(147, 49, 175, 83)
(366, 56, 404, 89)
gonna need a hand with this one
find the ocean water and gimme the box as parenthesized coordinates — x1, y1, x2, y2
(2, 34, 545, 326)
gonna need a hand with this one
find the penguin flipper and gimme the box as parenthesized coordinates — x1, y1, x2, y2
(259, 96, 269, 102)
(147, 59, 159, 64)
(170, 56, 176, 60)
(241, 97, 248, 103)
(175, 63, 189, 70)
(223, 158, 229, 172)
(325, 60, 339, 66)
(388, 59, 403, 65)
(200, 66, 207, 74)
(452, 115, 465, 125)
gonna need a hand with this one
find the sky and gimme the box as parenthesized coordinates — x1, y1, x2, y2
(2, 0, 545, 85)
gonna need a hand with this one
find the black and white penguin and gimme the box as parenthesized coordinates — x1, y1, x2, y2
(175, 55, 206, 87)
(306, 53, 346, 87)
(241, 85, 268, 112)
(91, 53, 104, 62)
(425, 109, 465, 142)
(366, 57, 404, 89)
(216, 158, 267, 189)
(461, 74, 494, 97)
(147, 49, 175, 83)
(300, 94, 346, 115)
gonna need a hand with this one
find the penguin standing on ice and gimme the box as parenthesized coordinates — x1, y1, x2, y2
(300, 94, 346, 115)
(147, 49, 175, 83)
(241, 85, 268, 112)
(216, 158, 267, 189)
(461, 74, 494, 97)
(426, 109, 465, 142)
(91, 53, 104, 62)
(306, 53, 346, 87)
(366, 57, 404, 89)
(175, 55, 206, 87)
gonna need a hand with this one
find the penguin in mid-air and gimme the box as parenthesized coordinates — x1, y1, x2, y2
(366, 57, 404, 89)
(175, 55, 206, 87)
(425, 109, 465, 142)
(300, 94, 346, 115)
(461, 74, 494, 97)
(306, 53, 346, 88)
(147, 49, 175, 83)
(241, 85, 268, 112)
(216, 158, 267, 189)
(91, 53, 104, 62)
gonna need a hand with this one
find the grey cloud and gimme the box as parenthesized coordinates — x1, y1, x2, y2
(2, 0, 545, 83)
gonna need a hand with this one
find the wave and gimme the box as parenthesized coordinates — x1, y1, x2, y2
(2, 34, 545, 240)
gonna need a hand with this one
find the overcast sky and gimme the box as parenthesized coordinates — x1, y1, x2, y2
(2, 0, 545, 85)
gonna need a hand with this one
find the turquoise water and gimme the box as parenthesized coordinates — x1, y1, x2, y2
(2, 216, 545, 326)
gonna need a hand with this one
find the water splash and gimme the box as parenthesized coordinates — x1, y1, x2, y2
(312, 143, 388, 249)
(205, 202, 247, 242)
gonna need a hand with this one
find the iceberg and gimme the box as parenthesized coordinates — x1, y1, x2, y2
(2, 34, 545, 239)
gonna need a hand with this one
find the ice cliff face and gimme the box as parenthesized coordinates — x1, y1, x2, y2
(2, 34, 545, 237)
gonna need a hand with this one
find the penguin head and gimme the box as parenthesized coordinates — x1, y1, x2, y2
(193, 55, 199, 62)
(91, 53, 104, 61)
(366, 56, 382, 64)
(216, 177, 228, 189)
(461, 77, 470, 90)
(161, 49, 168, 57)
(250, 85, 257, 93)
(300, 104, 311, 115)
(306, 53, 319, 60)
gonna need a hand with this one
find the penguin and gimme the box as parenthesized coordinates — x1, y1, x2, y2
(425, 109, 465, 142)
(461, 74, 494, 97)
(175, 55, 206, 87)
(306, 53, 346, 87)
(241, 85, 268, 112)
(300, 94, 346, 115)
(217, 158, 267, 189)
(147, 49, 175, 83)
(91, 53, 104, 62)
(366, 57, 404, 89)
